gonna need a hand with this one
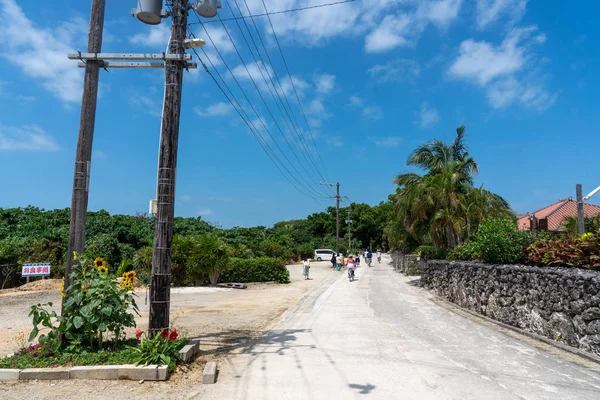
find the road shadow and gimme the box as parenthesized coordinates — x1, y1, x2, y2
(406, 278, 422, 287)
(349, 383, 376, 394)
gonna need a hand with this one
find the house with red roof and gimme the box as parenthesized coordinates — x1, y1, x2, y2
(517, 198, 600, 232)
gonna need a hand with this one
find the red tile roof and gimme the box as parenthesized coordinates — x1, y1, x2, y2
(518, 199, 600, 231)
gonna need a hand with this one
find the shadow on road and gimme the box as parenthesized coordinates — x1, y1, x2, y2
(406, 278, 422, 287)
(349, 383, 376, 394)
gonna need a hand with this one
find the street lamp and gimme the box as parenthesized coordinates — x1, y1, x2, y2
(192, 0, 222, 18)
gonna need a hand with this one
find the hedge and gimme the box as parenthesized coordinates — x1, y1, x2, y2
(220, 257, 290, 283)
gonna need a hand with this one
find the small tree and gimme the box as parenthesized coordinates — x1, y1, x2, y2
(186, 235, 230, 285)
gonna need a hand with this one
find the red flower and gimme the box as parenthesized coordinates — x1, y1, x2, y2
(135, 329, 143, 339)
(160, 329, 169, 339)
(169, 328, 178, 341)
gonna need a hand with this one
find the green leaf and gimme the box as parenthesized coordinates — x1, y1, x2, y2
(73, 316, 84, 329)
(101, 306, 113, 316)
(28, 327, 39, 342)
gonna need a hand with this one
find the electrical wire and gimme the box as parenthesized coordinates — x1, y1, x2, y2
(196, 10, 328, 199)
(260, 0, 334, 191)
(224, 0, 332, 198)
(190, 0, 358, 24)
(236, 0, 333, 195)
(187, 22, 329, 202)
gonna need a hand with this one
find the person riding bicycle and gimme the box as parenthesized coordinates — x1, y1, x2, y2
(366, 250, 373, 266)
(345, 255, 356, 280)
(354, 252, 360, 267)
(376, 250, 382, 263)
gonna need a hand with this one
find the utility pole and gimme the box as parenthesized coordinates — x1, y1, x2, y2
(64, 0, 106, 305)
(577, 184, 585, 235)
(149, 0, 188, 335)
(346, 208, 352, 252)
(321, 182, 344, 254)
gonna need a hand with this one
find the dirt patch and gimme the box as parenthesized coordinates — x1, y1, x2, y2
(0, 261, 339, 399)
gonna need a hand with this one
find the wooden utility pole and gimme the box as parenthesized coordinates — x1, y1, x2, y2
(149, 0, 188, 334)
(346, 208, 351, 251)
(577, 184, 585, 235)
(64, 0, 106, 303)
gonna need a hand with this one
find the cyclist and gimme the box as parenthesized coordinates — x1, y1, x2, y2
(377, 250, 382, 263)
(355, 252, 360, 268)
(345, 255, 356, 280)
(366, 250, 373, 267)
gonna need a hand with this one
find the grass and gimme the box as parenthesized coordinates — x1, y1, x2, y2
(0, 339, 138, 370)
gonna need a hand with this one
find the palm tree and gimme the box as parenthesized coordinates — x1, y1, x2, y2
(392, 126, 511, 250)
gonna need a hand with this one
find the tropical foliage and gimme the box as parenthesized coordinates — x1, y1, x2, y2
(525, 231, 600, 269)
(388, 126, 512, 252)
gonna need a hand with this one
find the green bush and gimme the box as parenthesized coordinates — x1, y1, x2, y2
(220, 257, 290, 283)
(525, 231, 600, 269)
(415, 245, 436, 260)
(446, 242, 479, 261)
(472, 218, 531, 264)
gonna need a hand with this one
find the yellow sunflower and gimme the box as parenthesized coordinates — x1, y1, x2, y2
(93, 257, 106, 269)
(97, 265, 108, 274)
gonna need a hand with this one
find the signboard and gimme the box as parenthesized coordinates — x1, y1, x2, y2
(22, 263, 51, 277)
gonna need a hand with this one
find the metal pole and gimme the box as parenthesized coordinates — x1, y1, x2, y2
(577, 184, 585, 235)
(64, 0, 106, 311)
(149, 0, 188, 334)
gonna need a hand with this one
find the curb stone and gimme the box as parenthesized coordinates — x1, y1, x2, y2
(0, 364, 170, 381)
(0, 369, 20, 381)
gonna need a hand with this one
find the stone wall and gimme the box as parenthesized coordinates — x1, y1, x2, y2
(390, 252, 424, 275)
(421, 260, 600, 355)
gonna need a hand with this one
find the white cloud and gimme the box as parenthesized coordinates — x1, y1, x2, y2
(475, 0, 528, 29)
(365, 14, 412, 53)
(0, 125, 59, 151)
(449, 26, 556, 112)
(130, 24, 170, 47)
(347, 95, 364, 107)
(129, 93, 162, 117)
(363, 105, 384, 120)
(325, 136, 344, 147)
(417, 102, 440, 128)
(347, 95, 383, 119)
(195, 102, 233, 117)
(368, 59, 420, 83)
(0, 0, 86, 103)
(314, 73, 336, 94)
(180, 195, 192, 201)
(197, 208, 214, 216)
(368, 136, 403, 148)
(418, 0, 463, 28)
(93, 150, 107, 159)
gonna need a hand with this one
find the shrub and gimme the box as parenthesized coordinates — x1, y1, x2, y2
(259, 239, 290, 259)
(415, 245, 436, 260)
(471, 218, 531, 264)
(130, 328, 184, 372)
(446, 242, 479, 261)
(220, 257, 290, 283)
(185, 235, 230, 285)
(525, 231, 600, 269)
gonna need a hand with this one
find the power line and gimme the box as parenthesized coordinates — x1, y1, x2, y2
(190, 0, 357, 24)
(225, 0, 332, 198)
(260, 0, 333, 192)
(187, 19, 328, 201)
(238, 0, 333, 195)
(203, 9, 329, 199)
(187, 32, 325, 206)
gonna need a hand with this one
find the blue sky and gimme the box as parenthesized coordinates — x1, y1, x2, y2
(0, 0, 599, 228)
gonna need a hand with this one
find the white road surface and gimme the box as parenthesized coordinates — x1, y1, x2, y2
(200, 254, 600, 400)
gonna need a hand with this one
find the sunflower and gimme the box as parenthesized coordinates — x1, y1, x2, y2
(93, 257, 106, 269)
(97, 265, 108, 274)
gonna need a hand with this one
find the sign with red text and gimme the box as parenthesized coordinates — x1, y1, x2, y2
(22, 263, 51, 277)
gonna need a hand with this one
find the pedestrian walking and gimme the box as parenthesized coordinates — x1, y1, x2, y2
(302, 257, 311, 280)
(330, 253, 337, 269)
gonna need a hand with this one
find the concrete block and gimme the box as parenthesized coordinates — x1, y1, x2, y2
(0, 369, 20, 380)
(70, 365, 119, 380)
(118, 364, 168, 381)
(20, 368, 70, 380)
(179, 344, 197, 363)
(202, 361, 217, 384)
(188, 338, 200, 352)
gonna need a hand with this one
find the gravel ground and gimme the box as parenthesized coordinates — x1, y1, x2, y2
(0, 260, 340, 399)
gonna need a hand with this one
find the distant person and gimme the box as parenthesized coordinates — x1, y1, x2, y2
(330, 253, 337, 269)
(345, 255, 356, 280)
(337, 253, 344, 271)
(302, 257, 310, 280)
(377, 250, 382, 263)
(366, 250, 373, 266)
(355, 252, 360, 267)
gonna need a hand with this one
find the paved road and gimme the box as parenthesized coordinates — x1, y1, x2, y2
(200, 255, 600, 399)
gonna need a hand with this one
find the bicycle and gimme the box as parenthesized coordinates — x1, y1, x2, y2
(348, 268, 355, 281)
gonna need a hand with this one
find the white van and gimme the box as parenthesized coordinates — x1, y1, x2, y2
(314, 249, 336, 261)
